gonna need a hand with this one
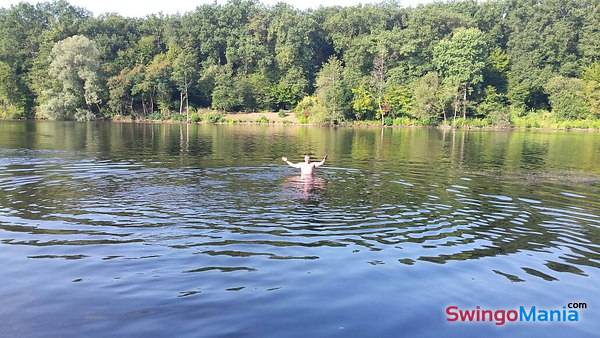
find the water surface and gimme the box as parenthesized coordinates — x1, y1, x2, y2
(0, 121, 599, 337)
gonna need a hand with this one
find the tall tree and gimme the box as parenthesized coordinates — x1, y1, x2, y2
(371, 48, 386, 125)
(170, 45, 196, 119)
(40, 35, 102, 120)
(316, 56, 349, 123)
(433, 27, 488, 118)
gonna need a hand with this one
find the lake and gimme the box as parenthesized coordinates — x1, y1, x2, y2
(0, 121, 598, 337)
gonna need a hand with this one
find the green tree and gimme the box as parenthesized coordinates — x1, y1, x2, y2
(273, 67, 308, 110)
(170, 45, 197, 118)
(484, 48, 510, 93)
(478, 86, 509, 126)
(433, 27, 488, 119)
(504, 0, 592, 111)
(1, 0, 599, 125)
(351, 85, 377, 120)
(0, 61, 23, 118)
(413, 72, 443, 121)
(582, 63, 600, 117)
(315, 56, 349, 123)
(384, 84, 413, 118)
(544, 76, 590, 120)
(107, 65, 142, 116)
(211, 67, 241, 111)
(40, 35, 102, 120)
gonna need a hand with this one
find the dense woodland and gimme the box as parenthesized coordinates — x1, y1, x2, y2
(0, 0, 598, 126)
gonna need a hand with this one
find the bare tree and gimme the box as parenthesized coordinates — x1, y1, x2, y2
(371, 48, 386, 126)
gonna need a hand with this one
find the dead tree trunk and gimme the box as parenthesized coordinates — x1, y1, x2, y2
(179, 92, 184, 115)
(462, 84, 467, 119)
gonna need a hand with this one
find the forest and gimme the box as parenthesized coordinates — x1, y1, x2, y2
(0, 0, 599, 127)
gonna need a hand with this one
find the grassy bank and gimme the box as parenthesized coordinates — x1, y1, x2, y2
(107, 109, 600, 131)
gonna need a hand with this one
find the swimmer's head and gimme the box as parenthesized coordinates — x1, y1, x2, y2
(304, 155, 310, 163)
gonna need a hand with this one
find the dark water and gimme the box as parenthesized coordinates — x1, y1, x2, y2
(0, 121, 599, 337)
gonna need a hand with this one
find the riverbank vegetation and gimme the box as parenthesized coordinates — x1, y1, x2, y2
(0, 0, 598, 128)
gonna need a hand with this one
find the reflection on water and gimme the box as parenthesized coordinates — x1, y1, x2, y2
(282, 175, 326, 200)
(0, 121, 599, 338)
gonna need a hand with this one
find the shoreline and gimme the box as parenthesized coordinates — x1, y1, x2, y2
(6, 116, 599, 132)
(4, 111, 600, 132)
(104, 111, 600, 132)
(114, 120, 600, 132)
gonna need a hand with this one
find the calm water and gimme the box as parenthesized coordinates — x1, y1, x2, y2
(0, 121, 599, 337)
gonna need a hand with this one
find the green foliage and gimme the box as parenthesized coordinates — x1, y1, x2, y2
(384, 84, 412, 118)
(433, 27, 488, 87)
(351, 85, 377, 120)
(512, 111, 600, 129)
(413, 72, 443, 121)
(277, 110, 287, 118)
(256, 115, 270, 124)
(294, 95, 326, 123)
(484, 48, 509, 93)
(147, 112, 163, 120)
(0, 103, 22, 119)
(205, 111, 225, 123)
(237, 73, 272, 112)
(316, 56, 350, 123)
(393, 117, 414, 126)
(189, 112, 201, 123)
(582, 63, 600, 117)
(171, 113, 186, 122)
(582, 80, 600, 117)
(0, 0, 598, 128)
(544, 76, 590, 120)
(170, 45, 196, 115)
(582, 62, 600, 83)
(39, 35, 102, 121)
(433, 27, 488, 118)
(273, 67, 308, 110)
(505, 0, 592, 110)
(0, 61, 25, 118)
(478, 86, 510, 126)
(211, 67, 241, 111)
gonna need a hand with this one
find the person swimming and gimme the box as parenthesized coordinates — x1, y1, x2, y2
(282, 154, 327, 176)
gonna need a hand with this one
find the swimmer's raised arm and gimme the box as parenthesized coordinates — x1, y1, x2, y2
(282, 156, 301, 168)
(314, 154, 327, 167)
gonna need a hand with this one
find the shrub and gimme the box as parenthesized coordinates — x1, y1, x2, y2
(277, 110, 287, 118)
(544, 76, 590, 120)
(416, 117, 439, 126)
(256, 115, 270, 123)
(351, 85, 377, 120)
(478, 86, 510, 126)
(511, 111, 600, 129)
(393, 117, 413, 126)
(171, 113, 186, 122)
(294, 95, 327, 123)
(205, 111, 225, 123)
(383, 116, 393, 126)
(452, 118, 467, 128)
(147, 112, 162, 120)
(297, 114, 309, 124)
(0, 104, 24, 119)
(74, 109, 96, 121)
(189, 112, 201, 123)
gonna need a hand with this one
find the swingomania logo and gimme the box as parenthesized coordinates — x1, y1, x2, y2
(445, 302, 587, 326)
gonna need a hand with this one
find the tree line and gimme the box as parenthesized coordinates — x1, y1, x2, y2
(0, 0, 598, 125)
